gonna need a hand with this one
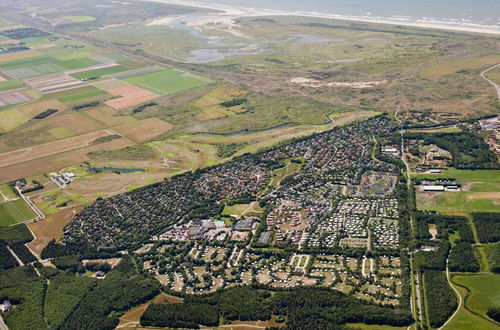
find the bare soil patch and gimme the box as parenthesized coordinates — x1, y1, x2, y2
(0, 91, 31, 106)
(0, 129, 113, 168)
(84, 106, 137, 127)
(113, 118, 172, 143)
(27, 205, 83, 257)
(16, 99, 68, 118)
(105, 84, 160, 110)
(291, 77, 387, 88)
(49, 111, 104, 134)
(465, 192, 500, 200)
(0, 137, 134, 183)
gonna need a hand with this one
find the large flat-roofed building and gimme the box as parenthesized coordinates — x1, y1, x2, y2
(232, 218, 258, 231)
(422, 185, 445, 192)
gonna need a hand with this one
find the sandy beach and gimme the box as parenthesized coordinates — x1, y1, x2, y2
(146, 0, 500, 35)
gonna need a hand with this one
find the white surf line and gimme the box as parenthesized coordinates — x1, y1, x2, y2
(480, 63, 500, 102)
(144, 0, 500, 35)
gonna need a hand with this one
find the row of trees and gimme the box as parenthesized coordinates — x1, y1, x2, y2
(0, 241, 17, 271)
(484, 243, 500, 273)
(424, 270, 458, 328)
(472, 213, 500, 243)
(141, 302, 219, 328)
(448, 243, 480, 272)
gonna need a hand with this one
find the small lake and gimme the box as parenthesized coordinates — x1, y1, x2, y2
(88, 167, 145, 174)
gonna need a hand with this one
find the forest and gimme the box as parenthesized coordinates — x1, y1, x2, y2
(484, 243, 500, 273)
(424, 270, 457, 328)
(0, 224, 36, 270)
(405, 131, 499, 169)
(472, 213, 500, 243)
(415, 213, 473, 243)
(0, 241, 18, 271)
(141, 286, 412, 329)
(413, 240, 449, 271)
(58, 257, 158, 330)
(141, 302, 219, 328)
(448, 242, 480, 272)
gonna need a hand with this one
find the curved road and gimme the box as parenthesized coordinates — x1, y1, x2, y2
(438, 257, 462, 330)
(480, 63, 500, 102)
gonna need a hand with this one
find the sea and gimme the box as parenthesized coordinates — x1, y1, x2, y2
(181, 0, 500, 31)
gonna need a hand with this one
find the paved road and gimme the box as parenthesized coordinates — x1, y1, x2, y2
(0, 314, 8, 330)
(6, 246, 24, 267)
(438, 258, 462, 330)
(480, 63, 500, 102)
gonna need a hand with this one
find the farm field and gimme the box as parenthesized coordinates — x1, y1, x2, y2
(0, 137, 134, 183)
(123, 69, 210, 95)
(415, 169, 500, 214)
(0, 79, 23, 91)
(57, 88, 107, 103)
(416, 191, 500, 213)
(452, 274, 500, 318)
(0, 129, 115, 168)
(444, 274, 500, 330)
(0, 199, 37, 226)
(412, 169, 500, 182)
(0, 184, 17, 200)
(71, 65, 129, 80)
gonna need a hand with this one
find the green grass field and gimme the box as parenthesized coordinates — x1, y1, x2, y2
(71, 65, 129, 80)
(407, 127, 462, 134)
(0, 108, 28, 133)
(58, 89, 107, 103)
(414, 168, 500, 213)
(44, 85, 103, 100)
(416, 191, 500, 213)
(0, 184, 17, 200)
(444, 281, 497, 330)
(123, 69, 209, 95)
(1, 56, 66, 79)
(0, 199, 37, 226)
(445, 274, 500, 329)
(412, 169, 500, 182)
(58, 57, 99, 70)
(0, 79, 23, 92)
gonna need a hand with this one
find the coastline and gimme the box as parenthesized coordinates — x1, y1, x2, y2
(145, 0, 500, 35)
